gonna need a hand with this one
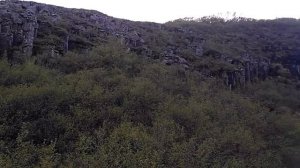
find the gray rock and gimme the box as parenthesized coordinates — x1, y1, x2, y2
(0, 1, 38, 63)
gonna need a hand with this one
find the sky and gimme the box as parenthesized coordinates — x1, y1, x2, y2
(25, 0, 300, 23)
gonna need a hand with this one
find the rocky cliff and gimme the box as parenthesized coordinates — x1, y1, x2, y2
(0, 1, 299, 88)
(0, 1, 203, 64)
(0, 1, 38, 62)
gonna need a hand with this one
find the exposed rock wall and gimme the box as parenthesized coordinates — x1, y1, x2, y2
(224, 57, 270, 89)
(0, 1, 38, 63)
(0, 1, 152, 60)
(0, 1, 202, 67)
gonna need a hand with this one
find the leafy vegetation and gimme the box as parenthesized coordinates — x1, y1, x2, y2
(0, 39, 299, 167)
(167, 17, 300, 61)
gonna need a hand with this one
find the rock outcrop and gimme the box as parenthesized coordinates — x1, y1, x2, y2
(162, 46, 189, 69)
(0, 1, 201, 68)
(224, 56, 270, 89)
(0, 1, 153, 61)
(0, 1, 38, 63)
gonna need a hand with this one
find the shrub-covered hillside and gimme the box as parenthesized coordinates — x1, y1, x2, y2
(0, 1, 300, 167)
(0, 39, 299, 167)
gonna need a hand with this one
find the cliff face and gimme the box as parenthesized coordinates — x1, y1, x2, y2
(0, 1, 299, 87)
(0, 1, 203, 65)
(0, 1, 151, 61)
(0, 1, 38, 63)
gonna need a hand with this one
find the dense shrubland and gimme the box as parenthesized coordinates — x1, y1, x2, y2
(0, 40, 299, 167)
(1, 1, 300, 167)
(167, 17, 300, 60)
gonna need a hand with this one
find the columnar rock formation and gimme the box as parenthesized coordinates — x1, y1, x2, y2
(0, 1, 38, 63)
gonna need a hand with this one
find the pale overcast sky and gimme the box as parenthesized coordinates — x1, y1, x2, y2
(25, 0, 300, 23)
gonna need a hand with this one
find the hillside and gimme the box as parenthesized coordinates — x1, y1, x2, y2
(0, 1, 300, 167)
